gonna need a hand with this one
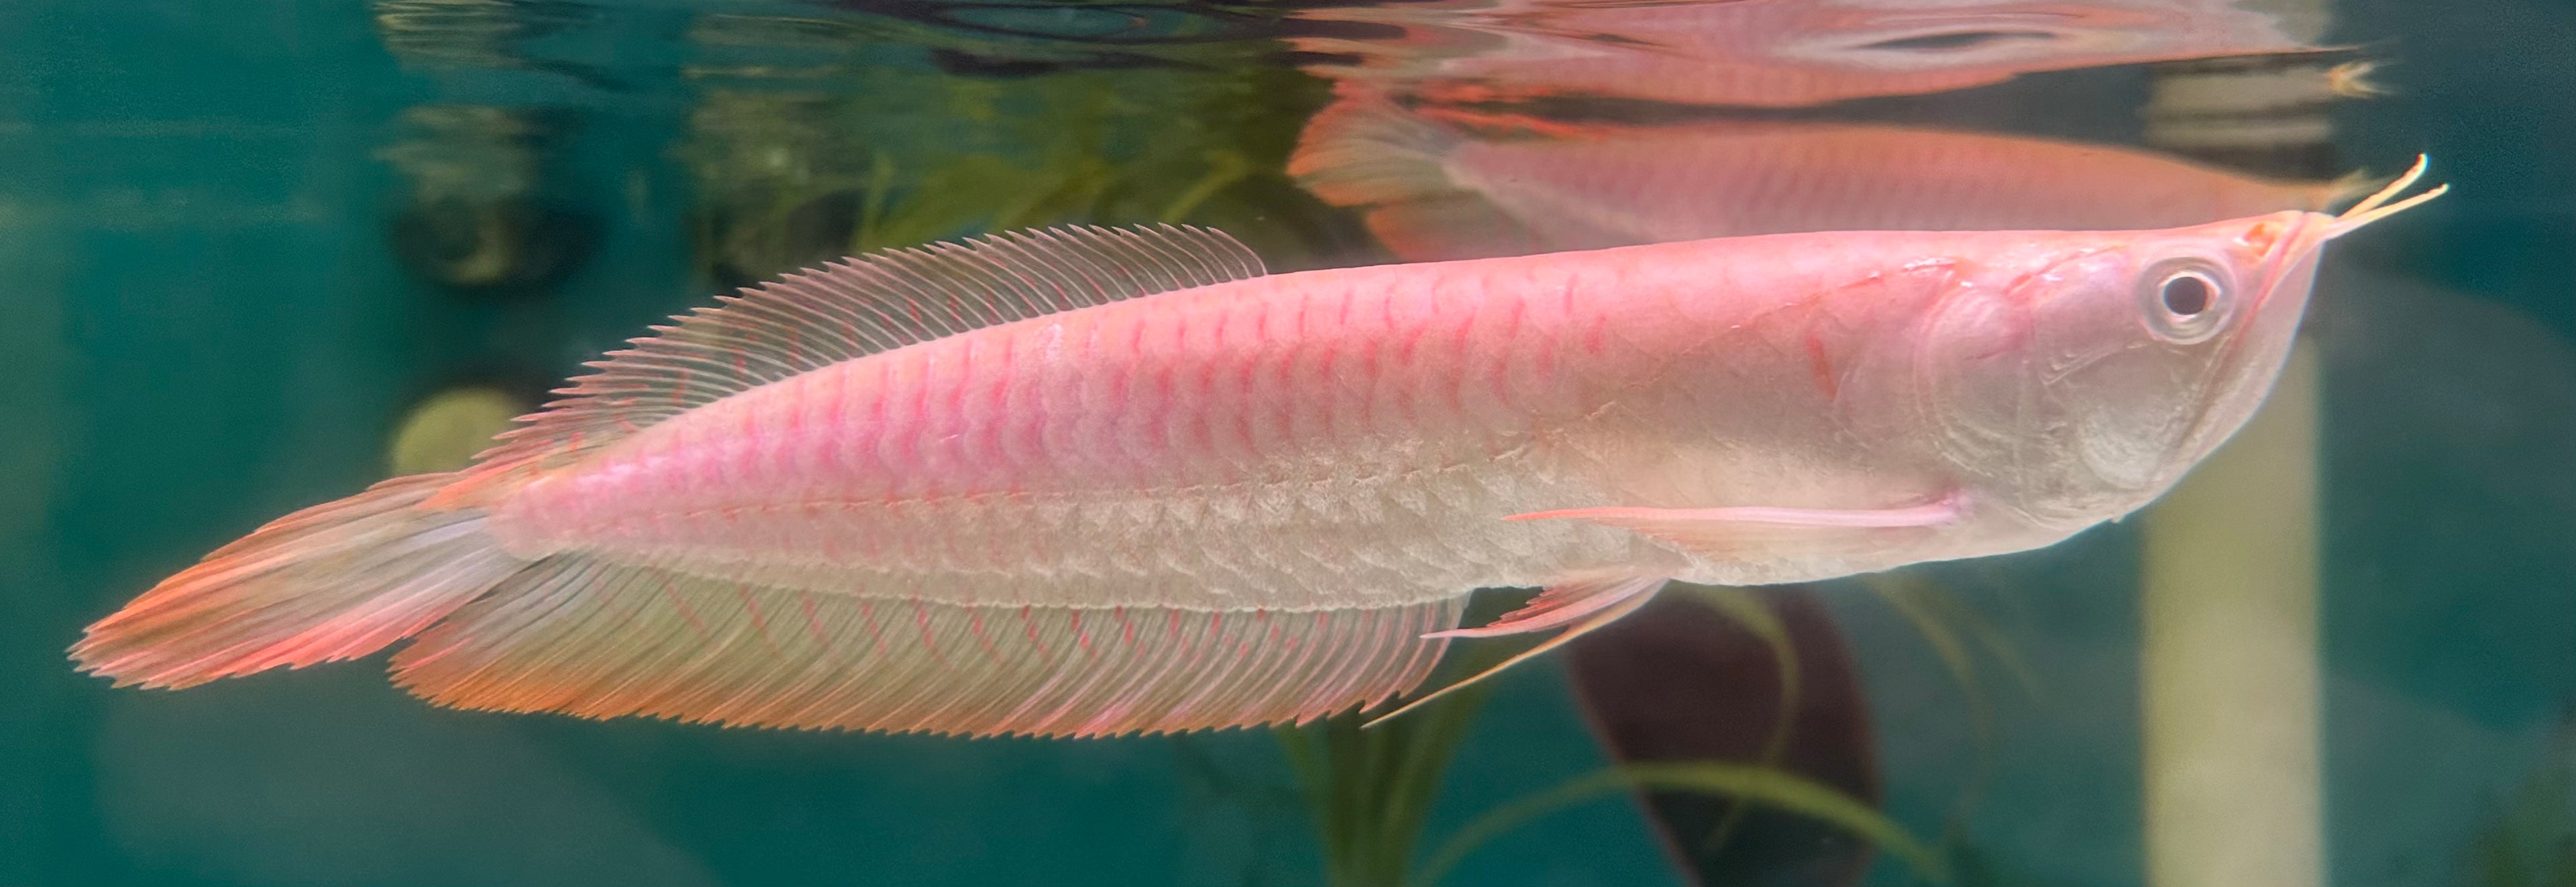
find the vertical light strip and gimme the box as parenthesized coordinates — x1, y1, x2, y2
(2141, 345, 2324, 887)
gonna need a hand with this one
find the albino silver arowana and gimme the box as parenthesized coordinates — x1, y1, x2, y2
(72, 159, 2444, 737)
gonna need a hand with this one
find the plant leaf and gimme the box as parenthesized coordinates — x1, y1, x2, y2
(1417, 762, 1950, 886)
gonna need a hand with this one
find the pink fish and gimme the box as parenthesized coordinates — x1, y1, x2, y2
(1291, 97, 2369, 261)
(1291, 0, 2322, 109)
(70, 162, 2442, 737)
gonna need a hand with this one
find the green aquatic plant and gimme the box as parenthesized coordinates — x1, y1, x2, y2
(688, 1, 1275, 81)
(375, 105, 595, 295)
(1273, 594, 1520, 887)
(2461, 714, 2576, 887)
(371, 0, 616, 87)
(1862, 571, 2044, 844)
(837, 64, 1342, 262)
(1419, 761, 1951, 886)
(1275, 588, 1950, 887)
(1666, 583, 1808, 855)
(1931, 838, 2070, 887)
(679, 19, 1359, 287)
(1277, 702, 1494, 887)
(1169, 734, 1311, 887)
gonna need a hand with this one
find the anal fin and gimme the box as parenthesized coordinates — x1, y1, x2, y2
(390, 556, 1466, 737)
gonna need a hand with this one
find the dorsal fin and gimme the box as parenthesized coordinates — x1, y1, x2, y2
(430, 225, 1265, 506)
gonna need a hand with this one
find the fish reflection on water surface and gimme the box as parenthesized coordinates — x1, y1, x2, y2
(1287, 0, 2326, 108)
(1291, 99, 2370, 262)
(68, 145, 2444, 735)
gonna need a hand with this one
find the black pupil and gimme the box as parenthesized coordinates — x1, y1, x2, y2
(2161, 274, 2212, 316)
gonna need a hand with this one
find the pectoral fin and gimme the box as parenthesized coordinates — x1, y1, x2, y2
(1505, 496, 1962, 561)
(1365, 575, 1666, 727)
(1425, 574, 1663, 639)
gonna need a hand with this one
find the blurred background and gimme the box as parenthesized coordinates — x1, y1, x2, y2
(0, 1, 2569, 884)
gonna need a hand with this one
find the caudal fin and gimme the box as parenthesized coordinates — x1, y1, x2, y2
(70, 472, 527, 689)
(1289, 92, 1464, 208)
(1287, 95, 1548, 261)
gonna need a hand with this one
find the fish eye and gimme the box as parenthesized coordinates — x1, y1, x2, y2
(2137, 259, 2233, 344)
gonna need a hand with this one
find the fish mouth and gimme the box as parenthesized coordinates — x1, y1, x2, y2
(2244, 154, 2447, 319)
(2229, 154, 2447, 357)
(2163, 156, 2448, 466)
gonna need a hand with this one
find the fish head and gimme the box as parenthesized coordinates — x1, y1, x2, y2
(1923, 157, 2444, 529)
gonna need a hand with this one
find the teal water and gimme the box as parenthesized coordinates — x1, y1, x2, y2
(1, 1, 2569, 886)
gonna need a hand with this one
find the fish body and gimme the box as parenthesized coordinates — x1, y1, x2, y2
(72, 166, 2441, 737)
(1291, 98, 2365, 260)
(498, 236, 2022, 602)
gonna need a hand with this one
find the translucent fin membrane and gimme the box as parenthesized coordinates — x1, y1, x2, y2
(1289, 95, 1464, 208)
(1365, 577, 1666, 728)
(432, 225, 1266, 505)
(391, 557, 1463, 737)
(1287, 96, 1550, 261)
(71, 474, 523, 689)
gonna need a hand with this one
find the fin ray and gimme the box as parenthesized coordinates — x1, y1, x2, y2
(1287, 95, 1550, 261)
(1366, 577, 1668, 727)
(432, 225, 1266, 506)
(1426, 574, 1662, 639)
(71, 474, 526, 689)
(391, 557, 1462, 737)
